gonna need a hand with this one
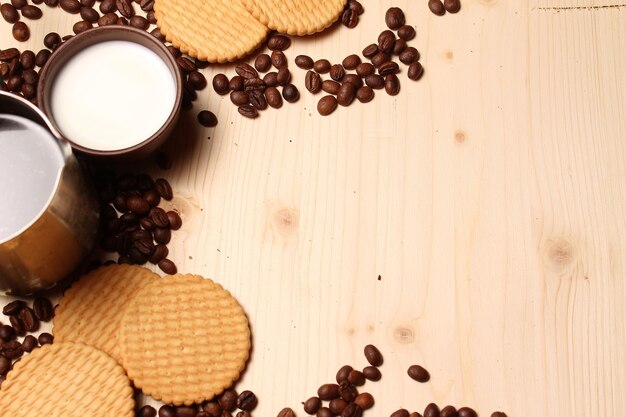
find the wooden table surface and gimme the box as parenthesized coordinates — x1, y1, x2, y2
(1, 1, 625, 416)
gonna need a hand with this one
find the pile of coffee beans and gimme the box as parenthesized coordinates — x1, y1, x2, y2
(427, 0, 461, 16)
(0, 297, 55, 382)
(0, 45, 50, 103)
(93, 170, 181, 275)
(340, 0, 363, 29)
(212, 34, 300, 119)
(299, 7, 423, 116)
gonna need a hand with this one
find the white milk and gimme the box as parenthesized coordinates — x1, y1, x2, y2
(0, 115, 65, 243)
(50, 40, 176, 151)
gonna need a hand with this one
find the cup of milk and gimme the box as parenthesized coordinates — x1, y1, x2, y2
(37, 26, 183, 158)
(0, 91, 99, 295)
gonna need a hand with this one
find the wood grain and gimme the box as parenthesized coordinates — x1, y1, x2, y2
(1, 1, 624, 416)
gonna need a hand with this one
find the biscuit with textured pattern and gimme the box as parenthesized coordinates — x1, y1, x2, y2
(52, 264, 160, 363)
(241, 0, 347, 35)
(0, 342, 134, 417)
(154, 0, 268, 63)
(119, 274, 250, 405)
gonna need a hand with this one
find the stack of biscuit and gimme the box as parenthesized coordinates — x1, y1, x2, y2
(0, 264, 251, 415)
(153, 0, 348, 62)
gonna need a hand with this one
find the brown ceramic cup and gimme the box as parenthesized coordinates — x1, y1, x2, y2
(37, 26, 183, 159)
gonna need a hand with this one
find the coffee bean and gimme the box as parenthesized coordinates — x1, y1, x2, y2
(390, 409, 410, 417)
(35, 49, 51, 67)
(378, 61, 399, 76)
(313, 59, 331, 73)
(188, 71, 207, 90)
(407, 62, 424, 80)
(21, 334, 38, 353)
(254, 54, 271, 72)
(33, 297, 53, 322)
(385, 7, 405, 29)
(21, 83, 36, 99)
(203, 402, 222, 417)
(339, 383, 357, 402)
(336, 365, 352, 383)
(80, 0, 95, 6)
(400, 47, 419, 65)
(317, 383, 340, 400)
(44, 0, 61, 6)
(236, 390, 257, 411)
(277, 408, 295, 417)
(328, 399, 347, 415)
(79, 6, 98, 22)
(263, 72, 278, 87)
(362, 44, 378, 58)
(304, 397, 321, 415)
(139, 405, 157, 417)
(444, 0, 461, 13)
(305, 70, 322, 94)
(61, 0, 81, 13)
(410, 413, 422, 417)
(371, 52, 390, 68)
(3, 300, 24, 316)
(490, 413, 507, 417)
(1, 4, 19, 23)
(142, 190, 160, 208)
(11, 0, 26, 8)
(73, 20, 92, 34)
(317, 95, 337, 116)
(155, 178, 173, 200)
(356, 62, 375, 77)
(8, 57, 21, 76)
(218, 389, 238, 411)
(176, 406, 197, 417)
(198, 110, 217, 127)
(343, 74, 363, 88)
(267, 34, 290, 51)
(0, 63, 8, 78)
(378, 30, 395, 54)
(236, 63, 258, 79)
(393, 39, 407, 55)
(99, 0, 116, 12)
(243, 77, 264, 92)
(341, 404, 362, 417)
(2, 340, 23, 359)
(440, 406, 457, 417)
(282, 84, 299, 102)
(98, 11, 117, 25)
(265, 86, 282, 108)
(140, 0, 154, 11)
(0, 325, 14, 341)
(212, 74, 230, 95)
(238, 105, 258, 118)
(159, 406, 176, 417)
(362, 365, 381, 380)
(146, 9, 156, 23)
(398, 25, 416, 41)
(153, 227, 171, 244)
(347, 369, 365, 385)
(295, 55, 314, 69)
(354, 393, 374, 410)
(20, 50, 35, 69)
(12, 22, 30, 42)
(384, 74, 400, 95)
(23, 68, 37, 85)
(276, 67, 291, 85)
(341, 54, 360, 70)
(19, 307, 38, 332)
(424, 404, 440, 417)
(356, 86, 374, 103)
(0, 356, 10, 375)
(130, 229, 151, 242)
(249, 90, 268, 110)
(116, 0, 134, 17)
(271, 51, 287, 69)
(177, 57, 196, 73)
(428, 0, 445, 16)
(231, 91, 250, 105)
(0, 48, 19, 62)
(126, 195, 150, 215)
(456, 408, 476, 417)
(156, 258, 175, 274)
(329, 64, 344, 81)
(128, 14, 148, 29)
(139, 216, 156, 230)
(21, 4, 42, 18)
(341, 8, 358, 28)
(348, 0, 363, 13)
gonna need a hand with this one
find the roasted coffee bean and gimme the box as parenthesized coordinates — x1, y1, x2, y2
(317, 95, 337, 116)
(33, 297, 53, 321)
(409, 413, 423, 417)
(1, 4, 19, 23)
(317, 383, 340, 400)
(0, 63, 8, 78)
(0, 356, 10, 375)
(398, 25, 416, 41)
(153, 227, 171, 244)
(456, 408, 476, 417)
(254, 54, 271, 72)
(365, 74, 384, 89)
(21, 83, 36, 99)
(385, 7, 405, 29)
(10, 316, 25, 337)
(11, 0, 26, 8)
(490, 413, 507, 417)
(313, 59, 331, 73)
(343, 74, 363, 88)
(342, 54, 360, 70)
(265, 86, 282, 108)
(143, 190, 161, 207)
(282, 84, 299, 103)
(237, 390, 257, 411)
(146, 9, 156, 23)
(226, 75, 244, 91)
(238, 104, 258, 118)
(378, 61, 399, 76)
(244, 77, 265, 92)
(347, 369, 365, 385)
(8, 57, 21, 76)
(400, 47, 419, 64)
(362, 44, 378, 58)
(80, 0, 95, 6)
(218, 389, 238, 412)
(341, 8, 358, 28)
(305, 70, 322, 94)
(444, 0, 461, 13)
(129, 15, 148, 29)
(126, 195, 150, 214)
(177, 57, 196, 73)
(166, 47, 182, 61)
(73, 20, 92, 34)
(150, 27, 165, 40)
(329, 399, 347, 415)
(371, 52, 390, 68)
(354, 393, 374, 410)
(378, 30, 395, 54)
(45, 0, 60, 6)
(139, 405, 157, 417)
(176, 406, 197, 417)
(35, 49, 51, 67)
(19, 307, 38, 332)
(304, 397, 322, 415)
(213, 74, 230, 94)
(384, 74, 400, 95)
(155, 178, 173, 200)
(424, 404, 440, 417)
(440, 406, 457, 417)
(99, 0, 116, 12)
(130, 229, 152, 241)
(158, 258, 177, 274)
(263, 72, 278, 87)
(21, 4, 43, 18)
(118, 255, 132, 264)
(393, 39, 407, 55)
(3, 300, 24, 316)
(203, 402, 221, 417)
(98, 11, 117, 25)
(116, 0, 134, 17)
(341, 404, 362, 417)
(329, 64, 344, 81)
(2, 340, 23, 359)
(348, 0, 363, 13)
(339, 383, 357, 402)
(356, 62, 375, 77)
(390, 410, 410, 417)
(278, 408, 295, 417)
(0, 48, 19, 62)
(407, 62, 423, 80)
(12, 22, 30, 42)
(356, 85, 374, 103)
(149, 244, 168, 264)
(139, 0, 154, 10)
(336, 365, 352, 383)
(133, 238, 155, 256)
(236, 63, 258, 79)
(271, 51, 287, 68)
(198, 110, 218, 127)
(0, 325, 14, 341)
(249, 90, 268, 110)
(231, 91, 250, 105)
(295, 55, 314, 69)
(159, 406, 176, 417)
(428, 0, 445, 16)
(21, 334, 38, 353)
(80, 6, 99, 22)
(267, 34, 290, 51)
(61, 0, 81, 13)
(188, 71, 207, 90)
